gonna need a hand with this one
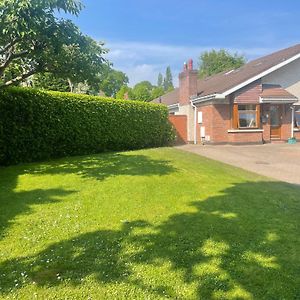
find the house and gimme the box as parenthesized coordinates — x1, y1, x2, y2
(153, 44, 300, 144)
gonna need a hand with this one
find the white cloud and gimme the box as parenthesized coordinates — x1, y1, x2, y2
(124, 64, 164, 86)
(104, 40, 279, 87)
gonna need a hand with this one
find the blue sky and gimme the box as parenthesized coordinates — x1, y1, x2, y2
(66, 0, 300, 86)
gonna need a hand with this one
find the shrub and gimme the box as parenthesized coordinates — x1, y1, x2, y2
(0, 88, 174, 165)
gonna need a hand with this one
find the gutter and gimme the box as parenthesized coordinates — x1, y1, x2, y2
(168, 103, 179, 109)
(190, 100, 197, 144)
(259, 97, 298, 104)
(167, 103, 179, 110)
(191, 93, 226, 104)
(291, 106, 295, 138)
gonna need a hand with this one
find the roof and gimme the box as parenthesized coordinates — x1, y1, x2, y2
(153, 44, 300, 106)
(260, 84, 298, 99)
(152, 88, 179, 105)
(197, 44, 300, 98)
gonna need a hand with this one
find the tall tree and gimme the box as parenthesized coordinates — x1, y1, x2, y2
(163, 66, 174, 92)
(33, 73, 69, 92)
(0, 0, 106, 89)
(132, 81, 153, 102)
(157, 72, 163, 88)
(151, 87, 164, 99)
(98, 66, 129, 97)
(198, 49, 246, 78)
(116, 85, 134, 100)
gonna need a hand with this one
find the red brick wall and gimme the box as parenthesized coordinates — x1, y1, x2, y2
(262, 104, 271, 142)
(169, 115, 187, 144)
(228, 132, 263, 144)
(234, 80, 262, 104)
(192, 96, 293, 144)
(294, 130, 300, 140)
(211, 104, 231, 142)
(195, 105, 213, 142)
(195, 104, 230, 143)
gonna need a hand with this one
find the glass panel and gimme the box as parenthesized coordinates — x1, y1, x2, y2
(295, 111, 300, 127)
(270, 106, 280, 126)
(239, 112, 257, 127)
(238, 105, 257, 128)
(238, 104, 256, 111)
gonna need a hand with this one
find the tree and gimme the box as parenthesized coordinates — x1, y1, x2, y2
(163, 66, 174, 91)
(151, 86, 164, 99)
(0, 0, 106, 89)
(198, 49, 246, 78)
(116, 85, 133, 100)
(98, 66, 129, 97)
(117, 81, 164, 102)
(132, 81, 153, 102)
(157, 73, 163, 88)
(33, 73, 69, 92)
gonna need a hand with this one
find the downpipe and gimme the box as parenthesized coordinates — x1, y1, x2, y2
(190, 100, 197, 145)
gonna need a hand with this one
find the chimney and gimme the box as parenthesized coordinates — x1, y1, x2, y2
(179, 58, 198, 105)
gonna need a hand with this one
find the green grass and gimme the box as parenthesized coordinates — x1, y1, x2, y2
(0, 148, 299, 299)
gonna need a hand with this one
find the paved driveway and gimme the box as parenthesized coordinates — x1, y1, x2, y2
(178, 143, 300, 185)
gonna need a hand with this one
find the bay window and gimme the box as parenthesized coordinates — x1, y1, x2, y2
(233, 104, 260, 129)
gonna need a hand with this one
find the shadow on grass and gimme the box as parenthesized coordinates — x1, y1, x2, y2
(26, 152, 176, 181)
(0, 169, 76, 240)
(0, 152, 176, 240)
(0, 181, 299, 299)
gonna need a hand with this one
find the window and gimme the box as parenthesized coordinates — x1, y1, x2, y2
(233, 104, 260, 129)
(295, 108, 300, 127)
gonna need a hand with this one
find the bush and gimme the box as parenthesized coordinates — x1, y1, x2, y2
(0, 88, 174, 165)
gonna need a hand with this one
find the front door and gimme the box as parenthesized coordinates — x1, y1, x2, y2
(270, 105, 281, 140)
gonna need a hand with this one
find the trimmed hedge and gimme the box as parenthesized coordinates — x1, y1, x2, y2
(0, 87, 174, 165)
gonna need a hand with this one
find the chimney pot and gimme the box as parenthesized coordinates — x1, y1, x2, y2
(183, 62, 187, 71)
(188, 59, 193, 70)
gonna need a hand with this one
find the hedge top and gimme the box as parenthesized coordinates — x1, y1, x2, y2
(0, 87, 174, 165)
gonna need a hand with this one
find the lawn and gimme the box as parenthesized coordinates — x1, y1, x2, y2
(0, 148, 299, 299)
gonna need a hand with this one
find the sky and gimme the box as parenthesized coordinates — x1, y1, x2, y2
(65, 0, 300, 87)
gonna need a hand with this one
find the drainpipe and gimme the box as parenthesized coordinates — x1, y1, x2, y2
(190, 100, 197, 144)
(291, 106, 295, 138)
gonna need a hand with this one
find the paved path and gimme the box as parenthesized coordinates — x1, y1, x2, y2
(177, 143, 300, 185)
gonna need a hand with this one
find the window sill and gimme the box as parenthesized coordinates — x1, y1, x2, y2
(294, 128, 300, 132)
(228, 129, 264, 133)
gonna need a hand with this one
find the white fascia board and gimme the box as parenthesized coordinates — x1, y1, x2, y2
(168, 103, 179, 109)
(223, 53, 300, 96)
(191, 93, 225, 104)
(168, 103, 179, 112)
(259, 96, 298, 104)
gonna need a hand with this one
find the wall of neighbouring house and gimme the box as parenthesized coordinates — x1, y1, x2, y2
(169, 115, 188, 144)
(174, 104, 194, 142)
(195, 104, 213, 143)
(228, 131, 263, 144)
(194, 83, 294, 144)
(195, 102, 231, 144)
(261, 104, 271, 142)
(294, 129, 300, 140)
(262, 57, 300, 102)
